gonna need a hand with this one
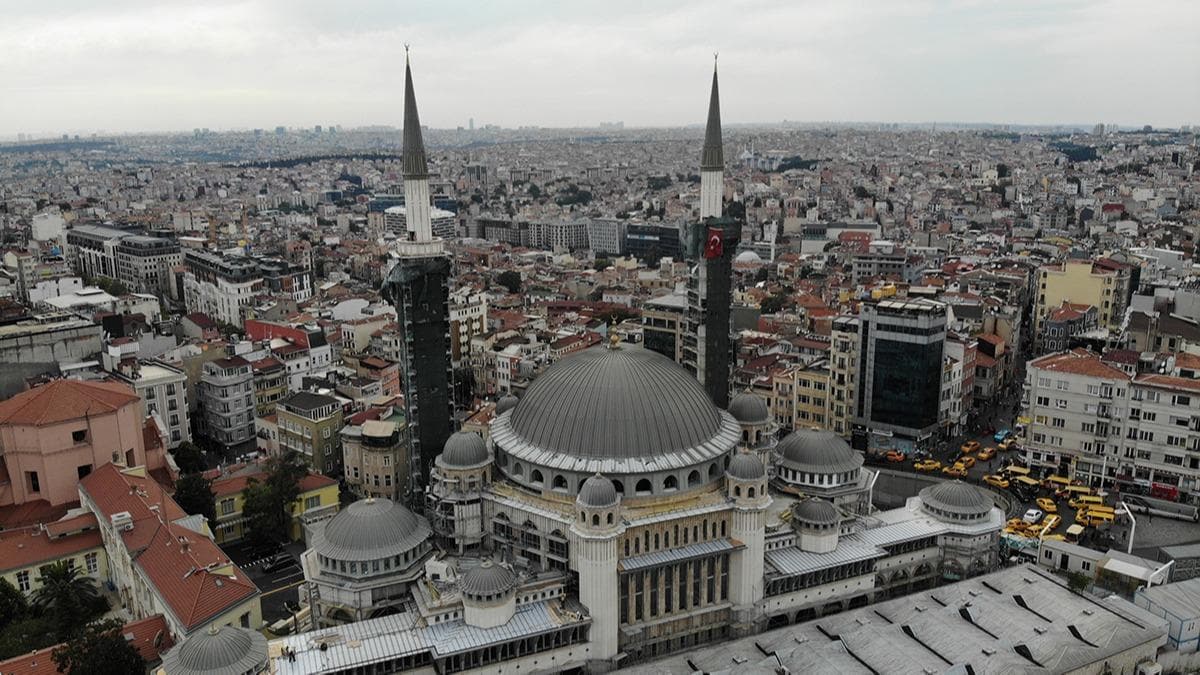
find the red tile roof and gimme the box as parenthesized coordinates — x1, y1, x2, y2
(79, 465, 259, 633)
(0, 523, 103, 574)
(1135, 373, 1200, 393)
(0, 614, 174, 675)
(0, 379, 140, 426)
(1030, 349, 1129, 380)
(0, 500, 74, 531)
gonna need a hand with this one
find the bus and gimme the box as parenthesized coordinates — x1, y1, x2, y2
(1059, 485, 1094, 500)
(1069, 494, 1105, 510)
(1013, 476, 1041, 490)
(1043, 475, 1072, 490)
(1004, 465, 1032, 478)
(1081, 510, 1115, 526)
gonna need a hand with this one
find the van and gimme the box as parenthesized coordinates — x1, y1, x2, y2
(1069, 494, 1105, 510)
(1004, 465, 1032, 478)
(1084, 509, 1115, 524)
(1043, 475, 1072, 490)
(1014, 476, 1041, 489)
(1059, 485, 1093, 500)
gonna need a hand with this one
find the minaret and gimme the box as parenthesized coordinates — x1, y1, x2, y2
(699, 57, 724, 220)
(383, 48, 453, 500)
(726, 452, 769, 635)
(684, 56, 739, 409)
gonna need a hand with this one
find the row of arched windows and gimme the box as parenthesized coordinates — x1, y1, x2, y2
(507, 460, 731, 497)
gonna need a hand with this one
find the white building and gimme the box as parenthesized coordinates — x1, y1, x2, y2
(182, 249, 262, 327)
(113, 359, 191, 448)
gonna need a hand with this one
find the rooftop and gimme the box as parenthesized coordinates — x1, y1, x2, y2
(0, 378, 140, 426)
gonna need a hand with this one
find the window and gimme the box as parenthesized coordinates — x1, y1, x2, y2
(1052, 418, 1066, 428)
(1086, 384, 1100, 396)
(1055, 399, 1068, 409)
(220, 499, 235, 515)
(305, 495, 320, 510)
(323, 428, 331, 439)
(1036, 396, 1049, 406)
(25, 471, 40, 494)
(85, 552, 98, 574)
(1056, 380, 1069, 391)
(72, 429, 87, 443)
(16, 571, 30, 592)
(1175, 395, 1192, 407)
(1038, 377, 1051, 388)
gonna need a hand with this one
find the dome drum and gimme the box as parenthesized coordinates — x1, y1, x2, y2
(311, 498, 432, 573)
(775, 429, 864, 490)
(161, 625, 268, 675)
(920, 481, 994, 521)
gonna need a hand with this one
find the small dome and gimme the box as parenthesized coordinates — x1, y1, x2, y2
(461, 560, 516, 598)
(734, 250, 763, 264)
(727, 452, 766, 481)
(440, 431, 489, 468)
(161, 625, 267, 675)
(578, 473, 619, 508)
(778, 429, 864, 474)
(496, 394, 519, 414)
(728, 392, 770, 424)
(920, 480, 993, 517)
(314, 498, 430, 562)
(793, 498, 840, 526)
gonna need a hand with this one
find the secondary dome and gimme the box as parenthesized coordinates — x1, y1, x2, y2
(496, 393, 519, 414)
(500, 344, 730, 463)
(578, 473, 619, 507)
(778, 429, 864, 474)
(161, 625, 268, 675)
(793, 498, 840, 526)
(728, 452, 766, 480)
(728, 392, 770, 424)
(440, 431, 489, 468)
(921, 480, 993, 519)
(461, 560, 517, 598)
(314, 497, 430, 561)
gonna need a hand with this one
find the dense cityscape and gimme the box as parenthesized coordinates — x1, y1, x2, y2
(2, 7, 1200, 675)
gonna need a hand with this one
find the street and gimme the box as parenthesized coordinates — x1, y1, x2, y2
(222, 538, 308, 630)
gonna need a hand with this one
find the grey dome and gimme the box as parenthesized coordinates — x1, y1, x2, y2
(496, 394, 519, 414)
(793, 498, 840, 526)
(728, 392, 770, 424)
(461, 560, 517, 598)
(161, 625, 267, 675)
(578, 473, 619, 507)
(440, 431, 489, 468)
(728, 452, 766, 480)
(778, 429, 864, 474)
(921, 480, 993, 517)
(506, 344, 724, 460)
(313, 497, 430, 562)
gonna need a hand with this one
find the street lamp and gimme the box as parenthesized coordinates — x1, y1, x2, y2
(1119, 500, 1136, 555)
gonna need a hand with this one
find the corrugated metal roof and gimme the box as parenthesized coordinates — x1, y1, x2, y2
(620, 538, 738, 572)
(765, 539, 886, 576)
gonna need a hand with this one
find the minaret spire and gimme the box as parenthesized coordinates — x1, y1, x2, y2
(401, 47, 434, 242)
(699, 57, 724, 220)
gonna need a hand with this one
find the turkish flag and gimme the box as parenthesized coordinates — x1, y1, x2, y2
(704, 227, 723, 259)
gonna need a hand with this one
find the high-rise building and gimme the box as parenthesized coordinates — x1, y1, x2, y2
(683, 61, 739, 408)
(382, 52, 454, 496)
(851, 298, 948, 454)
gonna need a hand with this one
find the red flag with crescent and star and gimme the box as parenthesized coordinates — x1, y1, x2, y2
(704, 227, 723, 259)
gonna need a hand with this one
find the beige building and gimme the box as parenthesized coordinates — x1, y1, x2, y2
(342, 407, 409, 502)
(1034, 258, 1130, 345)
(277, 391, 345, 476)
(828, 317, 860, 438)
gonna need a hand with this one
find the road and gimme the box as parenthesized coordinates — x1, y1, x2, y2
(222, 538, 308, 629)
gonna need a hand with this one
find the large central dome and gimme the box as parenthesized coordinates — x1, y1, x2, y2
(490, 343, 740, 496)
(509, 344, 722, 459)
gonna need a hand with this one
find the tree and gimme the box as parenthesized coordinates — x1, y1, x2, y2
(31, 561, 104, 638)
(1066, 571, 1090, 594)
(242, 451, 309, 546)
(52, 619, 144, 675)
(496, 270, 522, 294)
(173, 473, 216, 528)
(0, 579, 27, 631)
(754, 267, 770, 283)
(593, 258, 611, 271)
(760, 294, 788, 315)
(170, 441, 207, 474)
(0, 615, 57, 660)
(242, 479, 276, 547)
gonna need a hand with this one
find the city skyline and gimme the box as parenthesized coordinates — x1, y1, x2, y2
(2, 0, 1198, 135)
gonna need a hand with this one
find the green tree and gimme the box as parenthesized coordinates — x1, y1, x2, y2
(0, 615, 57, 660)
(170, 441, 207, 474)
(1066, 571, 1090, 594)
(593, 258, 611, 271)
(173, 473, 216, 529)
(0, 578, 28, 630)
(496, 270, 522, 294)
(760, 294, 788, 314)
(242, 479, 276, 547)
(528, 184, 541, 199)
(31, 561, 104, 638)
(242, 451, 309, 546)
(52, 618, 144, 675)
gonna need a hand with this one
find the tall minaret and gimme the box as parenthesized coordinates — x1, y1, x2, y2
(401, 50, 434, 243)
(700, 56, 724, 220)
(684, 56, 738, 409)
(384, 48, 453, 501)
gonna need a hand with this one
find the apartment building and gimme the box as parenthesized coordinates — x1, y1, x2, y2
(65, 225, 182, 297)
(210, 462, 339, 544)
(641, 292, 688, 364)
(449, 288, 488, 365)
(1024, 349, 1200, 500)
(113, 360, 191, 448)
(277, 391, 344, 477)
(198, 356, 256, 451)
(828, 316, 860, 438)
(183, 249, 262, 327)
(1034, 259, 1130, 345)
(770, 359, 832, 431)
(342, 406, 409, 502)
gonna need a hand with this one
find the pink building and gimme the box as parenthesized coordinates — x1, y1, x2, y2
(0, 379, 157, 508)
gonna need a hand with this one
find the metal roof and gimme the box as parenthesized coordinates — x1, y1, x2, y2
(310, 498, 430, 562)
(777, 429, 864, 474)
(700, 64, 723, 171)
(764, 539, 886, 577)
(620, 538, 738, 573)
(161, 625, 267, 675)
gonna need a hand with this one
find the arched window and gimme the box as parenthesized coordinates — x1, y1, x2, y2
(607, 513, 614, 525)
(552, 474, 567, 490)
(612, 479, 624, 494)
(663, 475, 678, 491)
(708, 463, 719, 479)
(748, 487, 756, 498)
(512, 462, 524, 477)
(687, 470, 701, 487)
(592, 514, 600, 526)
(735, 485, 742, 497)
(720, 521, 727, 537)
(530, 469, 544, 485)
(635, 479, 652, 495)
(580, 511, 586, 520)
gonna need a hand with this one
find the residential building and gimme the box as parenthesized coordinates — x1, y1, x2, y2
(0, 379, 154, 508)
(209, 462, 339, 544)
(828, 316, 859, 437)
(850, 240, 923, 284)
(770, 359, 832, 431)
(641, 292, 688, 364)
(530, 220, 590, 250)
(78, 463, 262, 638)
(114, 233, 183, 296)
(851, 298, 947, 454)
(1034, 258, 1130, 345)
(449, 287, 488, 365)
(1040, 301, 1100, 354)
(249, 355, 287, 417)
(587, 217, 626, 255)
(113, 360, 191, 448)
(277, 391, 345, 477)
(182, 249, 261, 327)
(198, 356, 256, 451)
(342, 405, 409, 502)
(0, 512, 107, 597)
(383, 204, 458, 240)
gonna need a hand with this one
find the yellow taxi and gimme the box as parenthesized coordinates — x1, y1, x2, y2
(914, 459, 942, 472)
(959, 456, 977, 469)
(1036, 497, 1057, 514)
(960, 440, 981, 455)
(942, 463, 968, 478)
(978, 446, 996, 461)
(1043, 514, 1062, 531)
(983, 474, 1009, 489)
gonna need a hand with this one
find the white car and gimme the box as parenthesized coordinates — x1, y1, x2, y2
(1023, 508, 1044, 525)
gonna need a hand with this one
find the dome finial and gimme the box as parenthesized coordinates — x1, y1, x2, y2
(608, 332, 621, 349)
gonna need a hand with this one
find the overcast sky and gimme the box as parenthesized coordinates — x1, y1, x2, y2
(2, 0, 1198, 135)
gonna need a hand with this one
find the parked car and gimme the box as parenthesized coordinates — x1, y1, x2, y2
(262, 552, 295, 573)
(886, 451, 906, 463)
(1023, 508, 1044, 525)
(1036, 497, 1058, 513)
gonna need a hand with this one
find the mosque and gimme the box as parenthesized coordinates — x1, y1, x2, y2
(160, 56, 1003, 675)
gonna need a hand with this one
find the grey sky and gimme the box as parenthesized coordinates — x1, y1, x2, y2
(1, 0, 1197, 134)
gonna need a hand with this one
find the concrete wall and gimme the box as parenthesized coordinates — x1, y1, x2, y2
(871, 468, 1020, 515)
(0, 322, 102, 364)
